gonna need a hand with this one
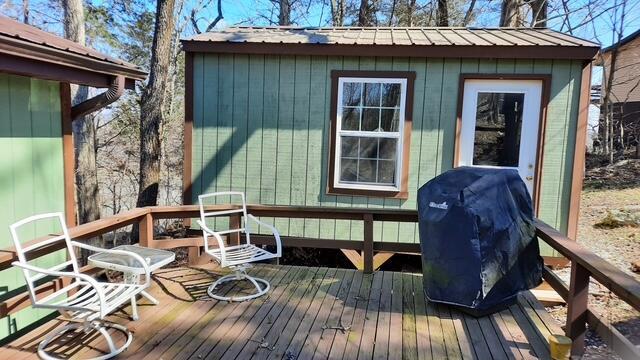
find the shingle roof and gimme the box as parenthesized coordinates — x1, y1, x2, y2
(0, 16, 147, 81)
(185, 26, 598, 48)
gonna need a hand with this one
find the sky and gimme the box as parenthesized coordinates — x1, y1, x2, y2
(213, 0, 640, 48)
(2, 0, 639, 84)
(197, 0, 640, 84)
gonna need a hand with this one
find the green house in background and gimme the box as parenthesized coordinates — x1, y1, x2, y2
(0, 16, 145, 342)
(182, 27, 598, 263)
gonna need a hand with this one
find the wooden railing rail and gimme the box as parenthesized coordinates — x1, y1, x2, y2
(1, 205, 639, 358)
(536, 219, 640, 358)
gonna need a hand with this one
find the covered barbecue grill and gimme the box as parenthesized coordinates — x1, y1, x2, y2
(417, 167, 543, 315)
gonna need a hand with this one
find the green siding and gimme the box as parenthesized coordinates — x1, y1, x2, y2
(0, 74, 66, 341)
(191, 55, 583, 256)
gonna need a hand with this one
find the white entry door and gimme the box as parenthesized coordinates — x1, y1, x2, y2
(459, 79, 543, 196)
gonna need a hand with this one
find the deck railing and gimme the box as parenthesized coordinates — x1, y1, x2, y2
(0, 205, 638, 358)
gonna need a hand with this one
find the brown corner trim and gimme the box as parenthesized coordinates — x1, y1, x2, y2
(567, 61, 593, 240)
(326, 70, 415, 200)
(181, 42, 599, 60)
(183, 52, 194, 208)
(453, 73, 552, 213)
(59, 83, 76, 227)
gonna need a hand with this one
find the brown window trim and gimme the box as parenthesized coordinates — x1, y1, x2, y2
(327, 70, 416, 200)
(453, 73, 551, 213)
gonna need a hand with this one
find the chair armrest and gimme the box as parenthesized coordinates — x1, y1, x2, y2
(247, 214, 282, 257)
(196, 220, 228, 264)
(71, 241, 151, 287)
(11, 261, 109, 318)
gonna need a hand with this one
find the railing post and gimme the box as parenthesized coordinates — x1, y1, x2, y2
(363, 213, 374, 274)
(230, 213, 241, 245)
(139, 213, 154, 248)
(566, 261, 589, 356)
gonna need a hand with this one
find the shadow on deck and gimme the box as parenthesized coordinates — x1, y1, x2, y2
(0, 263, 562, 359)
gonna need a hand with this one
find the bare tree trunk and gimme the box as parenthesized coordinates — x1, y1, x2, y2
(279, 0, 291, 25)
(387, 0, 397, 26)
(407, 0, 416, 26)
(530, 0, 548, 27)
(136, 0, 176, 210)
(500, 0, 524, 27)
(330, 0, 345, 26)
(358, 0, 377, 26)
(63, 0, 101, 228)
(437, 0, 449, 26)
(22, 0, 29, 24)
(463, 0, 476, 26)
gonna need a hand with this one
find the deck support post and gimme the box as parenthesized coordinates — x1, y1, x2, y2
(363, 213, 374, 274)
(139, 213, 153, 248)
(566, 261, 589, 356)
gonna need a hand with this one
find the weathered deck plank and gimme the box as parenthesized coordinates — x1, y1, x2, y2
(0, 264, 563, 360)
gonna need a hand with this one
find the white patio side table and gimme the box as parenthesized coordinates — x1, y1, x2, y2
(88, 245, 175, 320)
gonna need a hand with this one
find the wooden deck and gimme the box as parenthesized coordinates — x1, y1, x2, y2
(0, 264, 563, 359)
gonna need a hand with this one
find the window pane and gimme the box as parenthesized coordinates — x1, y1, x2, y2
(359, 137, 378, 159)
(341, 137, 358, 157)
(362, 108, 380, 131)
(378, 160, 396, 184)
(358, 160, 377, 182)
(382, 83, 401, 107)
(342, 82, 361, 106)
(378, 138, 397, 160)
(342, 107, 360, 130)
(473, 92, 524, 167)
(363, 83, 381, 106)
(380, 109, 399, 132)
(340, 159, 357, 181)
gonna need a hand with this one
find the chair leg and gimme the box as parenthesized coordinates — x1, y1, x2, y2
(207, 269, 270, 302)
(37, 321, 133, 360)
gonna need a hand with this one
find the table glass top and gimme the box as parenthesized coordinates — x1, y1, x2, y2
(88, 245, 175, 270)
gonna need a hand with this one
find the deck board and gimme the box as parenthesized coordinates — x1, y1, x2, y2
(0, 264, 563, 359)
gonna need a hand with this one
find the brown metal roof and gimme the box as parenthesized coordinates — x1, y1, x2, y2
(0, 16, 147, 87)
(182, 26, 600, 60)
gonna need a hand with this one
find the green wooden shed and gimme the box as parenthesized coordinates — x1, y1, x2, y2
(0, 16, 145, 342)
(181, 27, 599, 263)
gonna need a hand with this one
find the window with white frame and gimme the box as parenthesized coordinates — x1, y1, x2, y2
(334, 77, 407, 192)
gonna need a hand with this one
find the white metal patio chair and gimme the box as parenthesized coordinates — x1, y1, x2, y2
(197, 192, 282, 302)
(10, 213, 151, 360)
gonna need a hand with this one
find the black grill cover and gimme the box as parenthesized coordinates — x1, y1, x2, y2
(417, 167, 543, 314)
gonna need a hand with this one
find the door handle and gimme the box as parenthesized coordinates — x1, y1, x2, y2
(526, 176, 534, 181)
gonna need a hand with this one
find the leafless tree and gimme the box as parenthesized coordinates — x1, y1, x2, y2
(436, 0, 449, 26)
(599, 0, 628, 163)
(358, 0, 379, 26)
(463, 0, 477, 26)
(136, 0, 177, 209)
(190, 0, 223, 34)
(330, 0, 346, 26)
(279, 0, 292, 25)
(500, 0, 525, 27)
(22, 0, 29, 24)
(62, 0, 102, 230)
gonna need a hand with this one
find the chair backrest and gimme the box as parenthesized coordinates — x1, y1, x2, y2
(9, 213, 79, 304)
(198, 191, 250, 245)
